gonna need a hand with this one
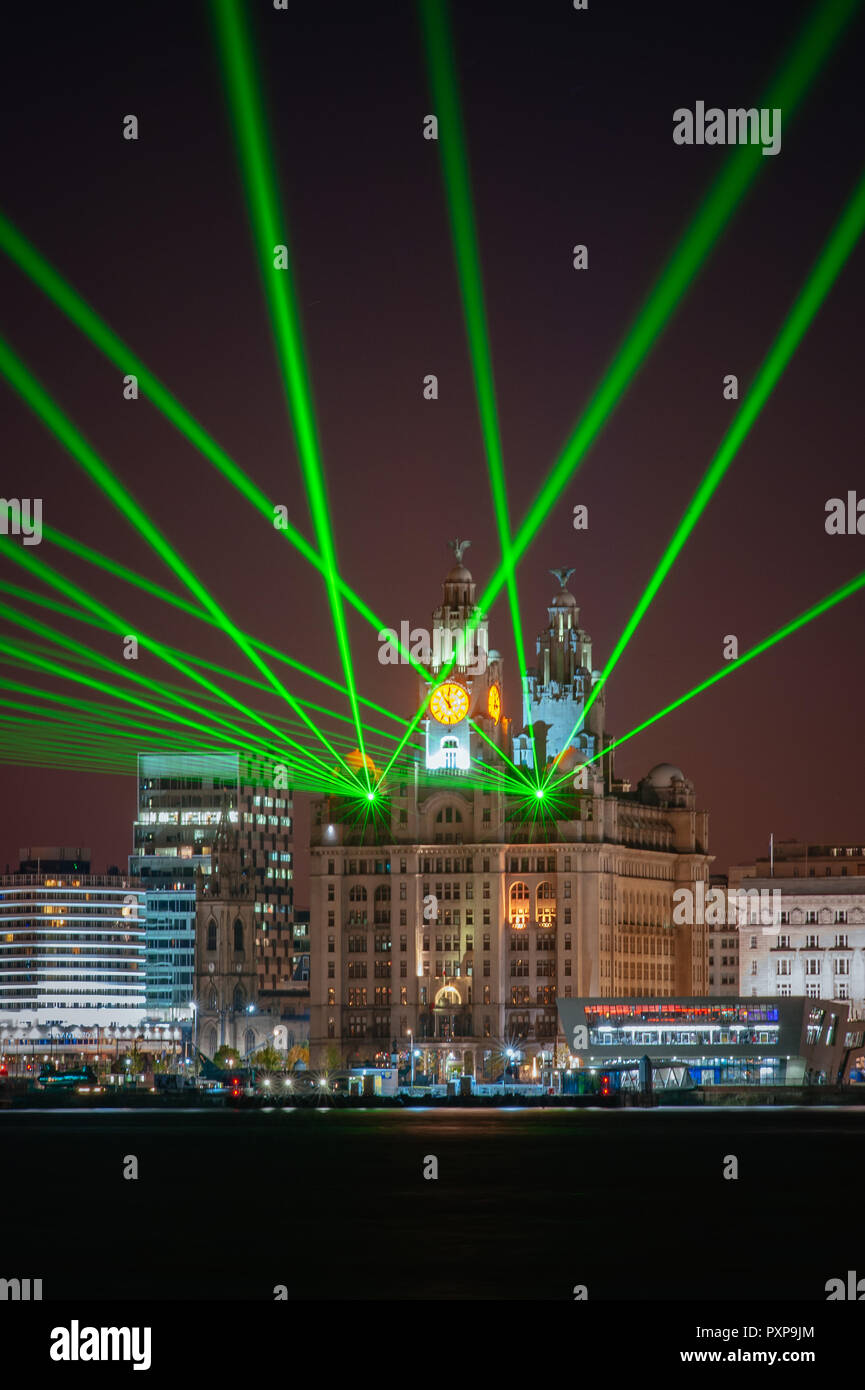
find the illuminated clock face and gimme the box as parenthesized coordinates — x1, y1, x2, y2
(488, 684, 501, 724)
(430, 681, 470, 725)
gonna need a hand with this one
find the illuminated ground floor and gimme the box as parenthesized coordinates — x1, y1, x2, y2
(342, 1041, 563, 1087)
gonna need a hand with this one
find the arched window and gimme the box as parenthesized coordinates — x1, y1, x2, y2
(435, 804, 463, 824)
(349, 884, 367, 902)
(374, 884, 391, 902)
(536, 881, 557, 926)
(509, 881, 530, 926)
(435, 985, 461, 1007)
(206, 919, 217, 952)
(233, 985, 245, 1012)
(208, 988, 218, 1011)
(233, 918, 244, 952)
(440, 739, 459, 771)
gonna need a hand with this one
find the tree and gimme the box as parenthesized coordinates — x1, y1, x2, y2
(122, 1048, 144, 1078)
(323, 1044, 344, 1074)
(250, 1043, 283, 1071)
(286, 1043, 310, 1072)
(213, 1045, 239, 1070)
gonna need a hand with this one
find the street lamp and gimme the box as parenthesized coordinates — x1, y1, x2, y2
(188, 1002, 198, 1077)
(504, 1047, 515, 1096)
(408, 1029, 414, 1088)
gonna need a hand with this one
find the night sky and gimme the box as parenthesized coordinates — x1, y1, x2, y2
(1, 0, 863, 903)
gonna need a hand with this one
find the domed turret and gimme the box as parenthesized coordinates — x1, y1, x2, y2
(445, 563, 473, 585)
(550, 745, 579, 772)
(647, 762, 685, 789)
(639, 762, 694, 809)
(547, 568, 580, 628)
(441, 539, 476, 609)
(339, 748, 380, 784)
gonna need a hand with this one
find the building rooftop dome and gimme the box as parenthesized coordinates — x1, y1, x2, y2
(346, 749, 377, 773)
(549, 566, 578, 609)
(647, 762, 685, 787)
(445, 563, 473, 584)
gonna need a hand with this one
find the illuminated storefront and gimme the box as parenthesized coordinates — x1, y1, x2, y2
(557, 996, 854, 1086)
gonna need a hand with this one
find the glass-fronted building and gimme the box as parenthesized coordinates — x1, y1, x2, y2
(143, 888, 196, 1016)
(131, 752, 297, 1014)
(557, 996, 854, 1086)
(130, 753, 238, 1020)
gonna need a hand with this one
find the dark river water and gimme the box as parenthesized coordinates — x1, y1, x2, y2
(3, 1106, 863, 1300)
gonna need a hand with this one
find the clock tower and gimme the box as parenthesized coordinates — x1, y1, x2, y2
(422, 539, 505, 773)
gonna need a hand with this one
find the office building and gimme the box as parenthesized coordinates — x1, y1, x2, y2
(308, 545, 712, 1081)
(730, 840, 865, 882)
(0, 848, 146, 1027)
(736, 878, 865, 1013)
(706, 873, 740, 996)
(131, 752, 298, 1018)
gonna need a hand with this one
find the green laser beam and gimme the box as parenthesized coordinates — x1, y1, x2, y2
(0, 336, 363, 783)
(0, 211, 436, 693)
(547, 569, 865, 795)
(0, 544, 350, 785)
(0, 651, 414, 771)
(0, 583, 351, 784)
(0, 218, 405, 651)
(38, 524, 413, 729)
(211, 0, 372, 788)
(0, 633, 290, 768)
(546, 159, 865, 780)
(0, 702, 351, 780)
(419, 0, 538, 784)
(381, 0, 860, 785)
(468, 718, 535, 793)
(0, 577, 420, 754)
(0, 661, 365, 793)
(474, 0, 861, 621)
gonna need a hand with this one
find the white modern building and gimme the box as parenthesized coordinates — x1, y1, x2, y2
(0, 851, 146, 1027)
(738, 879, 865, 1013)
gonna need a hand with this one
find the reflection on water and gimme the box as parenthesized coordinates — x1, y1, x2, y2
(5, 1108, 863, 1301)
